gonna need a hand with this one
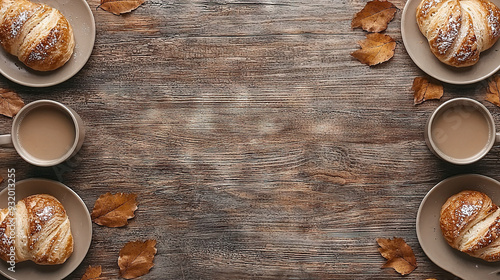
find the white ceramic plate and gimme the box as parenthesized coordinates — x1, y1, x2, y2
(0, 0, 96, 87)
(0, 178, 92, 280)
(417, 174, 500, 280)
(401, 0, 500, 84)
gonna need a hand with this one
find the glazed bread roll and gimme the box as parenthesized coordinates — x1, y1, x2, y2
(0, 0, 75, 71)
(416, 0, 500, 67)
(440, 190, 500, 261)
(0, 194, 73, 265)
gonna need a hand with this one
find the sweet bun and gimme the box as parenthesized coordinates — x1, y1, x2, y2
(416, 0, 500, 67)
(0, 194, 73, 265)
(0, 0, 75, 71)
(440, 190, 500, 261)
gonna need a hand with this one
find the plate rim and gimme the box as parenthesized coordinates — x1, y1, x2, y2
(0, 0, 96, 87)
(401, 0, 500, 85)
(0, 178, 92, 280)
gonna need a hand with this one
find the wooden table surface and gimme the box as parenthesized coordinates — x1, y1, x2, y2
(1, 0, 494, 279)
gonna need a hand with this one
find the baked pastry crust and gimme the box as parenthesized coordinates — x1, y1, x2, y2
(0, 194, 73, 265)
(440, 190, 500, 261)
(416, 0, 500, 67)
(0, 0, 75, 71)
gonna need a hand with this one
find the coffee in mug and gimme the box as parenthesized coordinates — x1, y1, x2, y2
(17, 105, 77, 161)
(425, 98, 497, 165)
(0, 100, 85, 167)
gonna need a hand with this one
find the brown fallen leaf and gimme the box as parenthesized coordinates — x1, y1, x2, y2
(118, 239, 157, 279)
(0, 176, 3, 184)
(352, 0, 397, 33)
(99, 0, 145, 15)
(377, 237, 417, 275)
(81, 265, 102, 280)
(412, 77, 443, 105)
(0, 89, 24, 118)
(351, 33, 396, 66)
(486, 75, 500, 107)
(91, 192, 137, 227)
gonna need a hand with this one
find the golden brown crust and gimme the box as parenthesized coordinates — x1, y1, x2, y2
(416, 0, 500, 67)
(0, 194, 73, 265)
(0, 0, 74, 71)
(440, 190, 500, 262)
(440, 190, 494, 247)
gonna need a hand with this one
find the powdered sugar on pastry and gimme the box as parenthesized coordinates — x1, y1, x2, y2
(0, 0, 74, 71)
(440, 190, 500, 262)
(416, 0, 500, 67)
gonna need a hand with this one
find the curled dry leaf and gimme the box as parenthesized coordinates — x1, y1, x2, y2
(352, 0, 398, 33)
(412, 77, 443, 105)
(486, 75, 500, 107)
(377, 237, 417, 276)
(118, 239, 157, 279)
(351, 33, 396, 66)
(0, 176, 3, 184)
(99, 0, 145, 15)
(0, 89, 24, 118)
(81, 265, 102, 280)
(91, 192, 137, 227)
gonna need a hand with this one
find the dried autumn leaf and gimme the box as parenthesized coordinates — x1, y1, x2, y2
(0, 89, 24, 118)
(99, 0, 145, 15)
(377, 237, 417, 276)
(0, 176, 3, 184)
(412, 77, 443, 105)
(81, 265, 102, 280)
(351, 33, 396, 66)
(352, 0, 397, 33)
(118, 240, 157, 279)
(486, 75, 500, 107)
(91, 192, 137, 227)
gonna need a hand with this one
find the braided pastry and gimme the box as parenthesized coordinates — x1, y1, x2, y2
(0, 194, 73, 265)
(0, 0, 75, 71)
(440, 190, 500, 261)
(416, 0, 500, 67)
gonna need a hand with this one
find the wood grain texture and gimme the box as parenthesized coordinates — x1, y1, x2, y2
(0, 0, 492, 279)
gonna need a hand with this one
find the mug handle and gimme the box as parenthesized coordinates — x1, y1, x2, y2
(0, 134, 13, 148)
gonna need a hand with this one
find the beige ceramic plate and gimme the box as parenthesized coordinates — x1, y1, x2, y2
(401, 0, 500, 84)
(417, 174, 500, 280)
(0, 178, 92, 280)
(0, 0, 96, 87)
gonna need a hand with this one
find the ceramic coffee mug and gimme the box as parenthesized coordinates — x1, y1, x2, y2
(425, 98, 499, 165)
(0, 100, 85, 167)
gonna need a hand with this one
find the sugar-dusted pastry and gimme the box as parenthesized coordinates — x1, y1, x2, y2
(416, 0, 500, 67)
(0, 194, 73, 265)
(0, 0, 75, 71)
(440, 190, 500, 261)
